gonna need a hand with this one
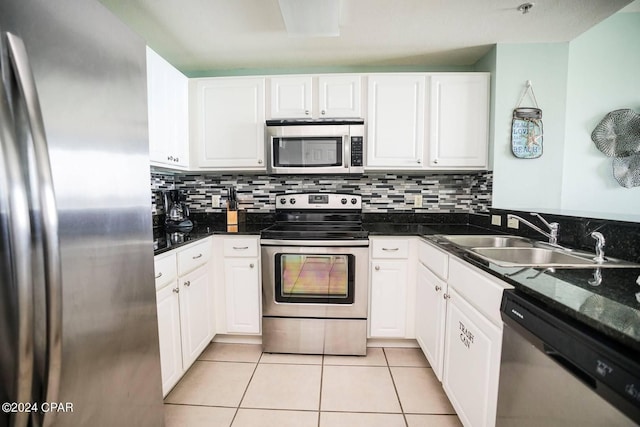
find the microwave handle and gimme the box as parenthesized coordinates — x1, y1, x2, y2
(344, 135, 350, 169)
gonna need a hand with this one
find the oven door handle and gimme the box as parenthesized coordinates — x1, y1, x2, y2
(260, 239, 369, 247)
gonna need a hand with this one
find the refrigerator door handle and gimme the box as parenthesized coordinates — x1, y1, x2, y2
(6, 32, 62, 427)
(0, 40, 34, 427)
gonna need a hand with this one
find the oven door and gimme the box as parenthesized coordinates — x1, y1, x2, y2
(261, 243, 368, 319)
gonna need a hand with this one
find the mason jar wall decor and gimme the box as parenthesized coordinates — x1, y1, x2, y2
(511, 81, 543, 159)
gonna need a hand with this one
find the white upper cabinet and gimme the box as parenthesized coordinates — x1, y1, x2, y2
(191, 77, 266, 170)
(269, 75, 362, 119)
(146, 47, 189, 169)
(318, 75, 362, 118)
(269, 76, 313, 119)
(366, 74, 426, 169)
(427, 73, 490, 169)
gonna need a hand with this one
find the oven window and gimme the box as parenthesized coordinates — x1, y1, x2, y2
(273, 137, 343, 168)
(275, 253, 355, 304)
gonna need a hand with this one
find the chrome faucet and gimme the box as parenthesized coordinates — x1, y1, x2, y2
(507, 213, 559, 245)
(591, 231, 606, 263)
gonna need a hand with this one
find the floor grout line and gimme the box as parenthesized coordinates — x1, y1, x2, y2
(317, 354, 324, 427)
(383, 348, 410, 427)
(227, 352, 263, 427)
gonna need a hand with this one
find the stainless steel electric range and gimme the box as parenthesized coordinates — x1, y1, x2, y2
(260, 193, 369, 355)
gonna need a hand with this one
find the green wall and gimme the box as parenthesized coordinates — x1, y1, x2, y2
(485, 11, 640, 222)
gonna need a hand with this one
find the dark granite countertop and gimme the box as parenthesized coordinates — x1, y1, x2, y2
(153, 215, 640, 355)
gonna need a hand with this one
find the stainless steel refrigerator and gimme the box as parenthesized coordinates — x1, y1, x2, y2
(0, 0, 164, 426)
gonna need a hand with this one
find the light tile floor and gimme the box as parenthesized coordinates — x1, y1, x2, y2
(165, 343, 462, 427)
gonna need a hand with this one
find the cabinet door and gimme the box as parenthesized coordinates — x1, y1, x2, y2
(269, 76, 313, 118)
(369, 260, 408, 338)
(178, 265, 211, 370)
(367, 75, 425, 168)
(224, 258, 261, 334)
(428, 74, 489, 168)
(442, 287, 502, 427)
(192, 77, 266, 169)
(156, 282, 183, 396)
(415, 263, 446, 381)
(147, 47, 189, 168)
(318, 75, 361, 118)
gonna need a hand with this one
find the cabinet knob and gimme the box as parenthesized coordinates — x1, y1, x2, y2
(305, 110, 310, 115)
(175, 157, 179, 162)
(173, 287, 179, 293)
(434, 285, 441, 292)
(250, 263, 254, 269)
(433, 158, 439, 164)
(374, 265, 380, 271)
(443, 293, 450, 300)
(184, 280, 191, 287)
(321, 110, 326, 115)
(258, 159, 263, 164)
(167, 156, 173, 161)
(417, 159, 421, 164)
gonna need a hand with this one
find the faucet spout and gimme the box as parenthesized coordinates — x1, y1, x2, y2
(507, 213, 559, 245)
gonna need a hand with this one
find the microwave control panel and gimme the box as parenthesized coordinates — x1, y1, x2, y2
(350, 136, 363, 167)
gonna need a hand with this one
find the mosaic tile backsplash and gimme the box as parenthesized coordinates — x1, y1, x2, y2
(151, 171, 493, 215)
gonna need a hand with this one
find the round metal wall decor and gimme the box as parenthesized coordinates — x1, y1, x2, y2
(591, 109, 640, 157)
(591, 109, 640, 188)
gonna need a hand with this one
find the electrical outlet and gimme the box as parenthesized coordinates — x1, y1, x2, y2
(414, 194, 423, 208)
(507, 217, 519, 229)
(491, 215, 502, 226)
(211, 195, 220, 208)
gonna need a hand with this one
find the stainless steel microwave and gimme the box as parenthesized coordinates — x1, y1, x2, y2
(266, 118, 365, 175)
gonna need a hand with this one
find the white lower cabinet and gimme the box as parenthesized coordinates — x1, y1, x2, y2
(178, 264, 212, 368)
(414, 239, 512, 427)
(369, 260, 408, 337)
(154, 238, 214, 397)
(214, 236, 261, 335)
(369, 237, 415, 338)
(223, 258, 261, 334)
(442, 287, 502, 427)
(155, 277, 182, 396)
(415, 262, 446, 380)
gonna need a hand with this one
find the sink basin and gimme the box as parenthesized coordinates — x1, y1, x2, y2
(468, 247, 640, 269)
(437, 234, 534, 248)
(469, 247, 595, 268)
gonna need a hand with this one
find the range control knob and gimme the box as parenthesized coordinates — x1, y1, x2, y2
(289, 198, 296, 205)
(341, 198, 348, 205)
(351, 198, 358, 205)
(279, 198, 286, 205)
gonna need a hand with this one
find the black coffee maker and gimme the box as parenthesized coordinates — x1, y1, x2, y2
(162, 190, 193, 231)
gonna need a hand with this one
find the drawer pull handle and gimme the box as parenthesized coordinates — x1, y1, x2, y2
(434, 285, 441, 292)
(155, 272, 162, 279)
(192, 254, 203, 259)
(173, 287, 179, 294)
(382, 247, 399, 251)
(443, 293, 450, 300)
(233, 246, 249, 250)
(375, 265, 380, 271)
(184, 281, 191, 287)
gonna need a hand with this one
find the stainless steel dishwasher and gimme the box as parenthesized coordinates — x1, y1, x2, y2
(496, 290, 640, 426)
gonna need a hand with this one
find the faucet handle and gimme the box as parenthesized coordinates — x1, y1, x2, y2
(591, 231, 606, 263)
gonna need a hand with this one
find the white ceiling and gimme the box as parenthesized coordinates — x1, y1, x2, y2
(100, 0, 637, 76)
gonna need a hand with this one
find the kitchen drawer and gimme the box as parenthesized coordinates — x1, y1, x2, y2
(448, 256, 513, 327)
(154, 252, 177, 290)
(371, 238, 410, 259)
(223, 237, 259, 257)
(418, 238, 449, 280)
(177, 239, 211, 276)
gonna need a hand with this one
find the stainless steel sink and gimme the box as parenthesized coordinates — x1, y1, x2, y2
(437, 234, 533, 248)
(468, 247, 639, 269)
(435, 234, 639, 269)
